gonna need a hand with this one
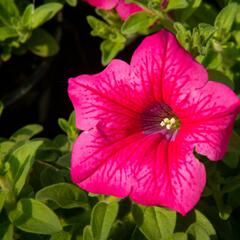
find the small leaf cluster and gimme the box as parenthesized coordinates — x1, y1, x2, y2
(0, 0, 65, 61)
(174, 2, 240, 91)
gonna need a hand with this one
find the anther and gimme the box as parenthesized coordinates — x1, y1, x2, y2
(160, 117, 177, 130)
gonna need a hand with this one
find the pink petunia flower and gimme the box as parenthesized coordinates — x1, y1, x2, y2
(84, 0, 143, 20)
(68, 30, 240, 214)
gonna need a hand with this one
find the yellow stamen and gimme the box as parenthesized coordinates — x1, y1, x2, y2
(160, 117, 177, 130)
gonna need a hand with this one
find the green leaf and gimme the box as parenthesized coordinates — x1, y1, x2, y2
(161, 232, 188, 240)
(130, 228, 147, 240)
(0, 101, 3, 117)
(0, 27, 18, 41)
(87, 16, 111, 39)
(0, 0, 19, 16)
(8, 198, 62, 234)
(125, 0, 148, 9)
(40, 167, 66, 187)
(228, 187, 240, 209)
(109, 219, 135, 240)
(228, 131, 240, 154)
(58, 118, 71, 134)
(166, 0, 189, 11)
(187, 223, 210, 240)
(22, 4, 34, 28)
(121, 11, 157, 35)
(222, 175, 240, 194)
(10, 124, 43, 142)
(95, 8, 121, 25)
(0, 141, 15, 158)
(100, 39, 125, 65)
(0, 140, 15, 175)
(91, 201, 119, 240)
(132, 204, 176, 240)
(218, 205, 232, 221)
(0, 223, 14, 240)
(223, 151, 239, 169)
(0, 190, 5, 212)
(179, 0, 202, 21)
(208, 69, 234, 89)
(0, 0, 19, 25)
(214, 3, 238, 36)
(174, 22, 191, 50)
(68, 111, 76, 127)
(233, 30, 240, 45)
(83, 225, 94, 240)
(195, 210, 216, 236)
(27, 28, 59, 57)
(197, 23, 216, 40)
(35, 138, 61, 163)
(56, 153, 70, 169)
(35, 183, 88, 209)
(50, 230, 72, 240)
(172, 232, 188, 240)
(6, 140, 43, 195)
(54, 135, 71, 153)
(32, 3, 63, 29)
(66, 0, 78, 7)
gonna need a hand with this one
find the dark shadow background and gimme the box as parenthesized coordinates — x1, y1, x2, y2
(0, 3, 103, 138)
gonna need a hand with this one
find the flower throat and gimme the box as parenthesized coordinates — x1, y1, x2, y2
(141, 102, 180, 139)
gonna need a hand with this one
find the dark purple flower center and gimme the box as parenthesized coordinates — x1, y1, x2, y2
(141, 102, 180, 140)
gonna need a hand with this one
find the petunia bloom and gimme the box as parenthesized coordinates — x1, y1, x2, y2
(68, 29, 240, 214)
(84, 0, 143, 20)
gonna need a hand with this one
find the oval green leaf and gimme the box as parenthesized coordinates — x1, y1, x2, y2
(132, 204, 176, 240)
(83, 225, 94, 240)
(50, 230, 72, 240)
(36, 183, 88, 209)
(32, 3, 63, 29)
(91, 201, 119, 240)
(214, 3, 238, 35)
(0, 223, 14, 240)
(27, 28, 59, 57)
(8, 198, 62, 234)
(6, 140, 43, 195)
(121, 12, 157, 35)
(0, 27, 18, 41)
(10, 124, 43, 142)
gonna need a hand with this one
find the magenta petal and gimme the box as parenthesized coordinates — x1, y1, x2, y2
(71, 126, 205, 215)
(175, 81, 240, 123)
(83, 0, 118, 9)
(130, 133, 206, 215)
(130, 30, 208, 103)
(68, 59, 142, 131)
(116, 0, 142, 20)
(181, 113, 237, 161)
(71, 129, 142, 197)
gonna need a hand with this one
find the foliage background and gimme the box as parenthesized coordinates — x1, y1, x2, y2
(0, 0, 240, 239)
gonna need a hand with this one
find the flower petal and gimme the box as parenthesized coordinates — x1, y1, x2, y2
(71, 126, 205, 215)
(68, 59, 143, 130)
(83, 0, 118, 9)
(130, 29, 208, 103)
(175, 81, 240, 123)
(181, 112, 237, 161)
(71, 128, 142, 197)
(116, 0, 142, 20)
(130, 132, 206, 215)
